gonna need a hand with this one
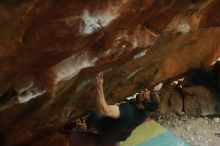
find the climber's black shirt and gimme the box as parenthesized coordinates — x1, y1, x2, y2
(97, 102, 149, 142)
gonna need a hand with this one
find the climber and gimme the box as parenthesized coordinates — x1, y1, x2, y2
(73, 73, 162, 146)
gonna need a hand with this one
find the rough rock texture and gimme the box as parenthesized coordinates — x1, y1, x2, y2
(160, 85, 184, 114)
(159, 84, 219, 116)
(184, 86, 218, 116)
(0, 0, 220, 145)
(159, 115, 220, 146)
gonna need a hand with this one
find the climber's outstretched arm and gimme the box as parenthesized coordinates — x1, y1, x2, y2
(94, 73, 120, 119)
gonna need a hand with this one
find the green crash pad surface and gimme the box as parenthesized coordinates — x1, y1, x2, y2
(120, 120, 189, 146)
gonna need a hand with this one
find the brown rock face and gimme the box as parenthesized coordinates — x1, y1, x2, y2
(183, 86, 217, 116)
(160, 85, 183, 115)
(0, 0, 220, 145)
